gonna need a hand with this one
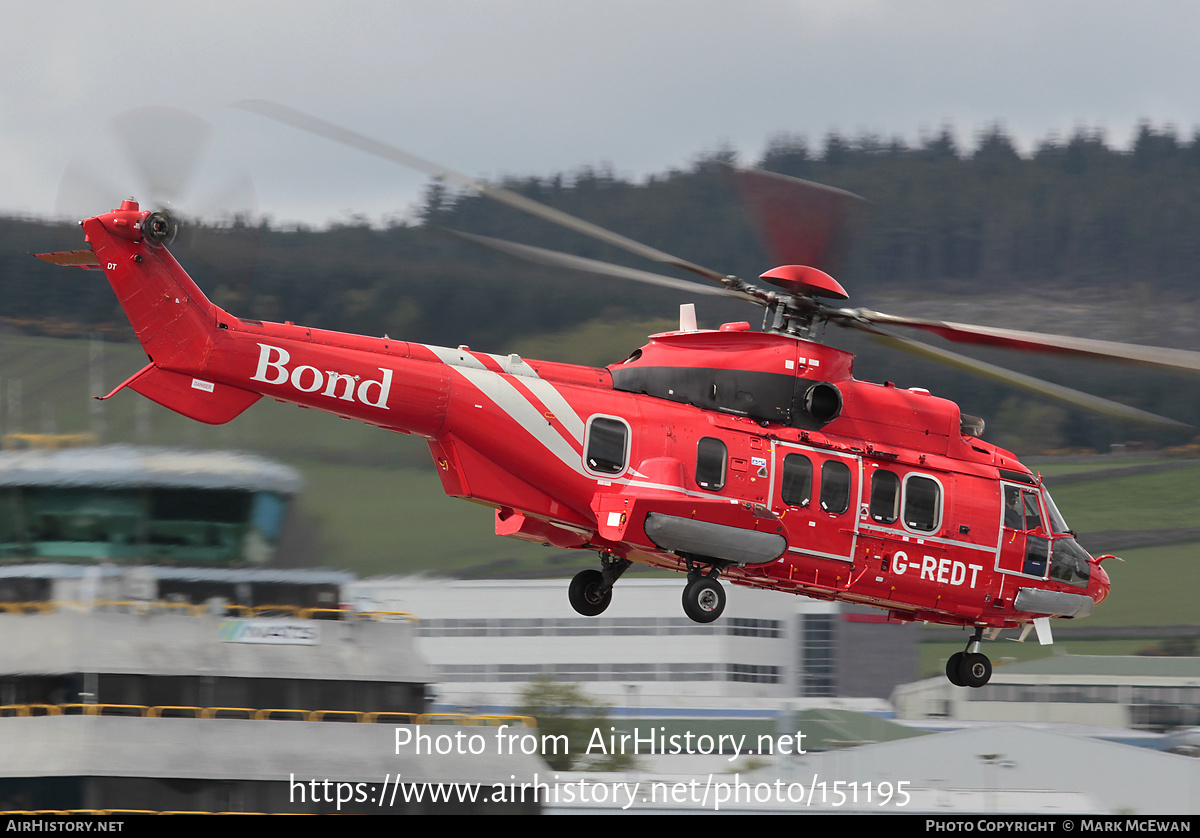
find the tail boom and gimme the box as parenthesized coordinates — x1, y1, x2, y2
(81, 201, 451, 435)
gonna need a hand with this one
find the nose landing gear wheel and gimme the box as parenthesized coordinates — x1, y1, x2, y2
(945, 650, 992, 687)
(682, 576, 725, 623)
(945, 626, 993, 687)
(569, 569, 611, 616)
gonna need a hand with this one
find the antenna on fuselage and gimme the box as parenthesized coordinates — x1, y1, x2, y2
(679, 303, 697, 332)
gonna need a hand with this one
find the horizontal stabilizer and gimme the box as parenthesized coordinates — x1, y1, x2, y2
(121, 364, 261, 425)
(34, 250, 101, 270)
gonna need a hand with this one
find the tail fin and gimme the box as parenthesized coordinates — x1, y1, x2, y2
(74, 201, 260, 424)
(81, 201, 219, 371)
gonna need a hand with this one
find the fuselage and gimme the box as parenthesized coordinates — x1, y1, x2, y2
(77, 201, 1111, 632)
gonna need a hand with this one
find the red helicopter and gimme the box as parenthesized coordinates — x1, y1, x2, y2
(36, 103, 1200, 688)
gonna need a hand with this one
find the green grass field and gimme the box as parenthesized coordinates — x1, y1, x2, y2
(290, 459, 582, 578)
(1029, 458, 1175, 477)
(1044, 465, 1200, 532)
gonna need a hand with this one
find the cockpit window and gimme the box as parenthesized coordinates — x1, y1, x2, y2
(1004, 486, 1024, 529)
(1042, 489, 1073, 535)
(1049, 537, 1091, 587)
(1004, 485, 1047, 532)
(1022, 490, 1043, 532)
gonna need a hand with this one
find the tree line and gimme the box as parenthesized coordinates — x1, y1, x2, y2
(5, 122, 1200, 450)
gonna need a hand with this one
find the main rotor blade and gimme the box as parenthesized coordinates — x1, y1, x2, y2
(855, 309, 1200, 375)
(233, 100, 730, 284)
(845, 323, 1190, 429)
(447, 230, 759, 302)
(723, 163, 869, 274)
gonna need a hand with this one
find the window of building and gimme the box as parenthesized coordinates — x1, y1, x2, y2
(800, 613, 835, 697)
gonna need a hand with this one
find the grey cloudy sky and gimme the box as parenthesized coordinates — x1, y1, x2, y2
(4, 1, 1199, 227)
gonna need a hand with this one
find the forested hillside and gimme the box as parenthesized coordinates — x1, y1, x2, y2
(4, 123, 1200, 452)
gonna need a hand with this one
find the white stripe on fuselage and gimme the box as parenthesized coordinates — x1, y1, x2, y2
(449, 364, 591, 478)
(429, 345, 587, 445)
(431, 345, 678, 490)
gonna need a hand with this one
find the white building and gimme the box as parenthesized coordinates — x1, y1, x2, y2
(894, 655, 1200, 731)
(347, 577, 918, 708)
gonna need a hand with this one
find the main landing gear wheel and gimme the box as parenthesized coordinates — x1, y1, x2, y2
(569, 569, 611, 617)
(945, 652, 966, 687)
(682, 576, 726, 623)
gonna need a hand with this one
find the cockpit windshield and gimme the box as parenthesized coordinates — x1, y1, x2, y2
(1041, 486, 1091, 587)
(1041, 487, 1073, 535)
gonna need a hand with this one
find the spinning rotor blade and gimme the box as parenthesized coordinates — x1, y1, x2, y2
(234, 100, 730, 284)
(56, 106, 258, 224)
(723, 163, 869, 274)
(447, 231, 758, 302)
(109, 107, 213, 210)
(853, 310, 1200, 375)
(847, 323, 1190, 429)
(233, 100, 1191, 428)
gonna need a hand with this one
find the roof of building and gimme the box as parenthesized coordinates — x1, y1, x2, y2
(0, 563, 353, 583)
(1006, 654, 1200, 678)
(741, 724, 1200, 815)
(0, 445, 302, 494)
(791, 707, 930, 748)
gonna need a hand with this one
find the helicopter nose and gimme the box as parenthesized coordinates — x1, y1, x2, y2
(1091, 562, 1111, 606)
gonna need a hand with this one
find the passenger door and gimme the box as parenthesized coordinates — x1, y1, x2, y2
(771, 442, 860, 563)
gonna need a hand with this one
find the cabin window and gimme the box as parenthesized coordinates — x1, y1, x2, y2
(781, 454, 812, 507)
(695, 437, 728, 491)
(903, 474, 942, 532)
(819, 460, 851, 514)
(869, 470, 900, 524)
(584, 416, 629, 475)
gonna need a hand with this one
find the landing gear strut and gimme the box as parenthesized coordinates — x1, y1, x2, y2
(568, 552, 630, 617)
(945, 627, 992, 688)
(681, 565, 726, 623)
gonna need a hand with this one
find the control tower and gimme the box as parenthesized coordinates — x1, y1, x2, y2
(0, 443, 539, 814)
